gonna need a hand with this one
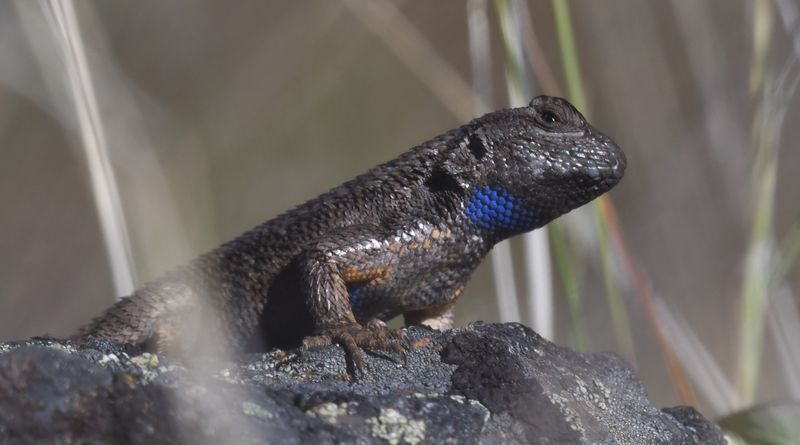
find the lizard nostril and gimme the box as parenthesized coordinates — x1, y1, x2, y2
(612, 150, 627, 178)
(586, 165, 602, 181)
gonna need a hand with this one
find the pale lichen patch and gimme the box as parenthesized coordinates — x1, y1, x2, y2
(366, 407, 425, 445)
(241, 401, 273, 420)
(307, 402, 354, 424)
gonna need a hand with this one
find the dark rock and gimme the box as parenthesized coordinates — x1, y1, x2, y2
(0, 323, 725, 444)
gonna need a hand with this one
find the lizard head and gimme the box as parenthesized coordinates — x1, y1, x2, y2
(456, 95, 626, 236)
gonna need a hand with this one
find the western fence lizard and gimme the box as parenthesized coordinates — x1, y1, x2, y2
(78, 96, 626, 370)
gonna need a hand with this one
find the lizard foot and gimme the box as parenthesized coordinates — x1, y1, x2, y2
(303, 319, 408, 372)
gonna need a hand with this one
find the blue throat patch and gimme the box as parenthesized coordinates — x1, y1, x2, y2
(465, 185, 538, 234)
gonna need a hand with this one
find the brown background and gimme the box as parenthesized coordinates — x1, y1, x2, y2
(0, 1, 798, 416)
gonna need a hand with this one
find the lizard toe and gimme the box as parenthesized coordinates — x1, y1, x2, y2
(309, 322, 408, 373)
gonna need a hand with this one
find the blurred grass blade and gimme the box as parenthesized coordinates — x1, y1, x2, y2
(24, 0, 136, 297)
(468, 0, 523, 323)
(774, 0, 800, 59)
(594, 211, 635, 363)
(490, 242, 523, 323)
(552, 0, 697, 404)
(551, 0, 634, 356)
(598, 198, 698, 405)
(738, 240, 775, 403)
(551, 0, 636, 359)
(515, 0, 562, 96)
(549, 221, 588, 350)
(522, 220, 554, 337)
(494, 0, 533, 100)
(737, 10, 797, 399)
(718, 402, 800, 445)
(467, 0, 493, 111)
(343, 0, 485, 122)
(654, 298, 740, 414)
(780, 223, 800, 274)
(494, 0, 553, 337)
(551, 0, 586, 110)
(751, 0, 774, 93)
(513, 0, 584, 344)
(767, 284, 800, 398)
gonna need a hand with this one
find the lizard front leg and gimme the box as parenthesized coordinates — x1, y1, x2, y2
(299, 225, 411, 372)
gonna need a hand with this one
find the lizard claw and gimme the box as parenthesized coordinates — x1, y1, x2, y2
(303, 320, 409, 373)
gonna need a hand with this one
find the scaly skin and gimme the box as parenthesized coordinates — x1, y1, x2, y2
(79, 96, 626, 370)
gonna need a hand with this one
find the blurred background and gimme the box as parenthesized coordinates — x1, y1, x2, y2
(0, 0, 798, 438)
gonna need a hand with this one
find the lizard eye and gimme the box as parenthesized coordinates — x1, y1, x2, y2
(534, 107, 565, 130)
(530, 96, 586, 132)
(540, 110, 559, 125)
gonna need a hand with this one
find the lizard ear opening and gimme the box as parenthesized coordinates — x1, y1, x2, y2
(426, 131, 486, 194)
(467, 134, 488, 160)
(423, 165, 464, 196)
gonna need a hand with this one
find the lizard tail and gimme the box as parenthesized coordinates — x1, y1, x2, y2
(74, 292, 162, 345)
(73, 279, 193, 346)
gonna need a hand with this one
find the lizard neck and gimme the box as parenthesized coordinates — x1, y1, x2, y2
(464, 185, 540, 242)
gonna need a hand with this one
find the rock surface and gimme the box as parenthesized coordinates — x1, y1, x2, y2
(0, 322, 725, 444)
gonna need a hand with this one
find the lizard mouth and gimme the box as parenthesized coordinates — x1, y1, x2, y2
(588, 142, 626, 188)
(608, 148, 627, 180)
(563, 145, 626, 213)
(585, 128, 626, 181)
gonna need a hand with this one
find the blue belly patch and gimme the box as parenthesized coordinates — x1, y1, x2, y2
(347, 284, 367, 310)
(465, 185, 538, 233)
